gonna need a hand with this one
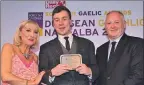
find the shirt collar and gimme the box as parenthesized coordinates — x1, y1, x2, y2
(109, 33, 124, 43)
(58, 33, 73, 45)
(58, 33, 73, 40)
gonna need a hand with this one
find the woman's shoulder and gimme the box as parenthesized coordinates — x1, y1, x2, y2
(2, 43, 13, 50)
(1, 43, 16, 57)
(2, 43, 18, 51)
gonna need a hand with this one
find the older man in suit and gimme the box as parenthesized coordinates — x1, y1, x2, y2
(39, 6, 99, 85)
(95, 11, 143, 85)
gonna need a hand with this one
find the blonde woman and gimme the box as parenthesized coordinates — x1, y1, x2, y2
(1, 20, 45, 85)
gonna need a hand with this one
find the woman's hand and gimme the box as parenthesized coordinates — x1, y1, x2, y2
(28, 71, 45, 85)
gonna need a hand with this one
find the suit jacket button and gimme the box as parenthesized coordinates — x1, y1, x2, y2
(107, 76, 111, 80)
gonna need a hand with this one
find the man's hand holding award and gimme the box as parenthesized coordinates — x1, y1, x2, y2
(50, 54, 92, 77)
(60, 54, 82, 70)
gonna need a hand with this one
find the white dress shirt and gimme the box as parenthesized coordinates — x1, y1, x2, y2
(58, 33, 73, 48)
(107, 34, 123, 61)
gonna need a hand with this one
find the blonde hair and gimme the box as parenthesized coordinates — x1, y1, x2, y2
(13, 20, 40, 49)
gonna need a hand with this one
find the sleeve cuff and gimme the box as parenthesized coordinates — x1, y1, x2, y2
(49, 76, 55, 83)
(88, 74, 92, 80)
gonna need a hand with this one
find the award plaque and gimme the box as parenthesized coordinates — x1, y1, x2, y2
(60, 54, 82, 70)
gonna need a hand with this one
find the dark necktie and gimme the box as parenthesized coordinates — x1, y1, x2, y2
(109, 42, 116, 61)
(64, 37, 70, 51)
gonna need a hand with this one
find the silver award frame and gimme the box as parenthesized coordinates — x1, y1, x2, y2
(60, 54, 82, 70)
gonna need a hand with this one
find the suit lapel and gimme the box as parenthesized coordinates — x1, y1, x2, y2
(107, 34, 128, 75)
(101, 42, 109, 73)
(73, 35, 83, 54)
(103, 43, 109, 66)
(53, 38, 63, 59)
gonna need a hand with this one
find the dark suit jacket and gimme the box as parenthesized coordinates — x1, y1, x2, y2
(39, 35, 99, 85)
(95, 34, 143, 85)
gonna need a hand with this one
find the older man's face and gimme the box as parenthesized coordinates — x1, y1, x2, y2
(105, 12, 126, 40)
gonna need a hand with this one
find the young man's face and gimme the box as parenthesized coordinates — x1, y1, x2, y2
(53, 10, 72, 36)
(105, 12, 126, 40)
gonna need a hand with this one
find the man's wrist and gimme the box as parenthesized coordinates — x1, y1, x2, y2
(48, 69, 54, 77)
(88, 68, 92, 80)
(88, 67, 92, 75)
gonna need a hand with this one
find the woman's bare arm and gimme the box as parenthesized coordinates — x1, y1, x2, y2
(1, 43, 45, 85)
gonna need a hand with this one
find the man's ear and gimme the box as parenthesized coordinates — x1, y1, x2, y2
(70, 20, 72, 27)
(124, 20, 126, 29)
(52, 20, 54, 27)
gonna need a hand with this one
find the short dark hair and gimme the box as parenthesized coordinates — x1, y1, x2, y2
(52, 6, 71, 20)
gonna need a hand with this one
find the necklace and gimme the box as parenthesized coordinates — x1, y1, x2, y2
(18, 46, 30, 59)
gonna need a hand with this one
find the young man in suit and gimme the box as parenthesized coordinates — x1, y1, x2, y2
(39, 6, 99, 85)
(96, 11, 143, 85)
